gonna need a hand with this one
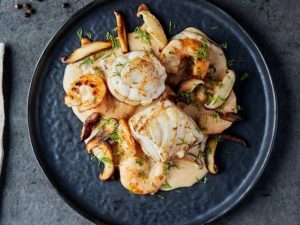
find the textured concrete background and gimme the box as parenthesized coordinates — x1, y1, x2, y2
(0, 0, 299, 224)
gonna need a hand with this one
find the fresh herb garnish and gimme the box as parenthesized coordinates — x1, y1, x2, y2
(91, 152, 112, 167)
(135, 158, 144, 166)
(100, 156, 112, 164)
(106, 31, 120, 49)
(227, 58, 236, 67)
(195, 39, 208, 60)
(109, 130, 122, 144)
(197, 150, 206, 158)
(212, 95, 225, 105)
(110, 122, 122, 144)
(180, 92, 192, 105)
(138, 171, 147, 178)
(134, 27, 151, 45)
(169, 50, 175, 55)
(80, 56, 95, 67)
(90, 153, 96, 160)
(98, 118, 112, 130)
(163, 162, 179, 175)
(210, 25, 218, 30)
(86, 32, 92, 40)
(201, 176, 208, 184)
(177, 138, 193, 149)
(240, 72, 249, 81)
(113, 61, 129, 77)
(152, 183, 157, 188)
(162, 180, 172, 189)
(232, 105, 243, 113)
(214, 134, 223, 143)
(211, 111, 220, 121)
(227, 58, 241, 67)
(158, 194, 165, 200)
(206, 91, 213, 102)
(111, 27, 118, 33)
(220, 42, 228, 49)
(77, 28, 83, 39)
(168, 21, 176, 35)
(96, 49, 115, 60)
(163, 164, 170, 175)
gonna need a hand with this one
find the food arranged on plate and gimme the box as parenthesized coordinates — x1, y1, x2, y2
(62, 3, 246, 195)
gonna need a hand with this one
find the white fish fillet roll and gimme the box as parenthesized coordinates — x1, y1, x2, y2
(129, 99, 204, 162)
(107, 51, 167, 106)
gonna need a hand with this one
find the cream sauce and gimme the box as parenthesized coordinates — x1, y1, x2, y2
(63, 27, 215, 191)
(161, 137, 208, 191)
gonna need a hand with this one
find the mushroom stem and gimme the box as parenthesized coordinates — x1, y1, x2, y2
(219, 133, 247, 146)
(86, 139, 114, 180)
(205, 138, 218, 174)
(114, 11, 129, 53)
(81, 112, 102, 141)
(219, 112, 243, 122)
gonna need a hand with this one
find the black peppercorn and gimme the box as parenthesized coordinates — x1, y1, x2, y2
(15, 3, 23, 9)
(24, 3, 32, 9)
(24, 11, 31, 17)
(62, 2, 70, 8)
(26, 8, 35, 14)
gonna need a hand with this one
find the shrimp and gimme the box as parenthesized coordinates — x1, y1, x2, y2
(160, 39, 210, 79)
(116, 119, 167, 194)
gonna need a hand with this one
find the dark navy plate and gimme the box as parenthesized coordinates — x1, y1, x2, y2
(27, 0, 277, 224)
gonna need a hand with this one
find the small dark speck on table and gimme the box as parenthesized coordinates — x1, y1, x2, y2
(0, 0, 299, 225)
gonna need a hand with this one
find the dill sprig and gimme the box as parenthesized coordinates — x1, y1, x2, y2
(134, 27, 151, 45)
(80, 56, 95, 68)
(220, 42, 228, 49)
(210, 25, 218, 30)
(168, 21, 175, 35)
(180, 92, 192, 105)
(214, 134, 223, 143)
(212, 95, 225, 105)
(135, 158, 144, 166)
(86, 32, 92, 40)
(177, 138, 193, 149)
(227, 57, 241, 67)
(113, 61, 129, 77)
(77, 28, 83, 39)
(201, 176, 208, 184)
(158, 195, 165, 200)
(163, 164, 170, 175)
(211, 111, 220, 122)
(98, 118, 112, 131)
(90, 152, 112, 167)
(109, 122, 122, 144)
(240, 72, 250, 81)
(161, 180, 172, 189)
(195, 39, 208, 60)
(106, 31, 120, 49)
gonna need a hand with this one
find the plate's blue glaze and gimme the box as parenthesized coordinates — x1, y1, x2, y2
(27, 0, 277, 224)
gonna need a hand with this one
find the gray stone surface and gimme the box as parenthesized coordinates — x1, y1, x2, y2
(0, 0, 298, 224)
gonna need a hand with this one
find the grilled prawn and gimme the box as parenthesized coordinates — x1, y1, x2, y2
(117, 120, 167, 194)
